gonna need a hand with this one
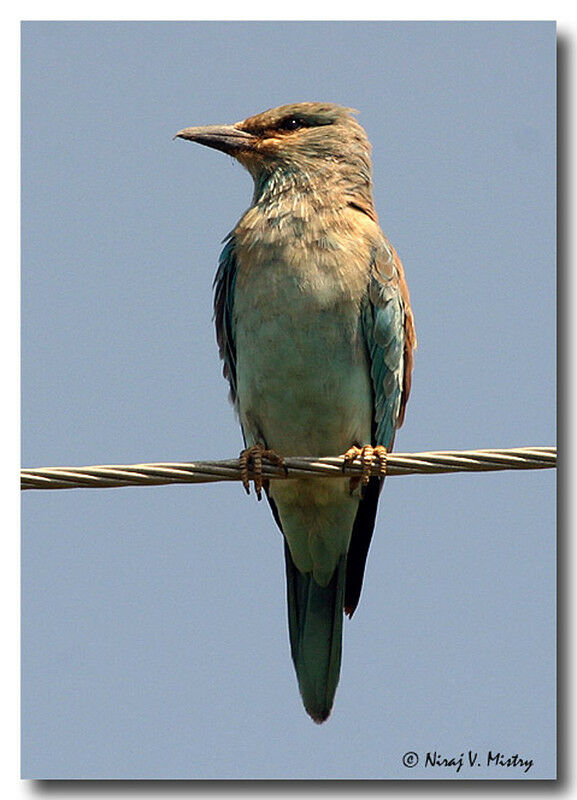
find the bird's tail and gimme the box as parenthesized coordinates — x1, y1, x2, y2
(284, 541, 346, 724)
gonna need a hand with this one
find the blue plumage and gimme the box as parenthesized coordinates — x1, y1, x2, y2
(176, 102, 416, 722)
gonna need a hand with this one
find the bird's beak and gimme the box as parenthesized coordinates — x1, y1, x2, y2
(173, 124, 256, 156)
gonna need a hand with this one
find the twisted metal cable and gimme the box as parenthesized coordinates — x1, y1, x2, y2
(21, 446, 556, 491)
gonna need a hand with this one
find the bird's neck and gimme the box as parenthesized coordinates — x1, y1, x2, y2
(249, 162, 377, 222)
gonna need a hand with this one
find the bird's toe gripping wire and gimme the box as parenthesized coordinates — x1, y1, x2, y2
(239, 444, 287, 501)
(342, 445, 388, 485)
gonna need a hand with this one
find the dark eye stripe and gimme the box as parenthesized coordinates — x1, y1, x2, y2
(278, 117, 306, 131)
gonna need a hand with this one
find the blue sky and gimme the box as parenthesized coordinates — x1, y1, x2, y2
(21, 21, 555, 779)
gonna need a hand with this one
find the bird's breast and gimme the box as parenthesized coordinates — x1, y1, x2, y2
(233, 228, 373, 457)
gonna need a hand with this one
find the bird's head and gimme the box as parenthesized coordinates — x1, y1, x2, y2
(175, 102, 375, 210)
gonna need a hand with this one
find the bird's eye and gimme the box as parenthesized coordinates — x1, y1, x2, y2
(278, 117, 305, 132)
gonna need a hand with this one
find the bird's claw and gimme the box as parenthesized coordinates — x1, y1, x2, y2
(342, 445, 387, 485)
(239, 444, 286, 501)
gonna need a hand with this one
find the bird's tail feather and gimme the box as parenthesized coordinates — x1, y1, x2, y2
(284, 541, 345, 723)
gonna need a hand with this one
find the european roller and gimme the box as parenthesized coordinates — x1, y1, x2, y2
(175, 103, 416, 723)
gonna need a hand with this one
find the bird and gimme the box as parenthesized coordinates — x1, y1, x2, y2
(175, 102, 416, 723)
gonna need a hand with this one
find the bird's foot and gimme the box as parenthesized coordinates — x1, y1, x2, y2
(239, 444, 286, 501)
(342, 445, 388, 485)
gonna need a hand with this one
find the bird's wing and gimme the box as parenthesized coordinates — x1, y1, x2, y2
(363, 237, 416, 449)
(213, 235, 238, 405)
(345, 237, 416, 617)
